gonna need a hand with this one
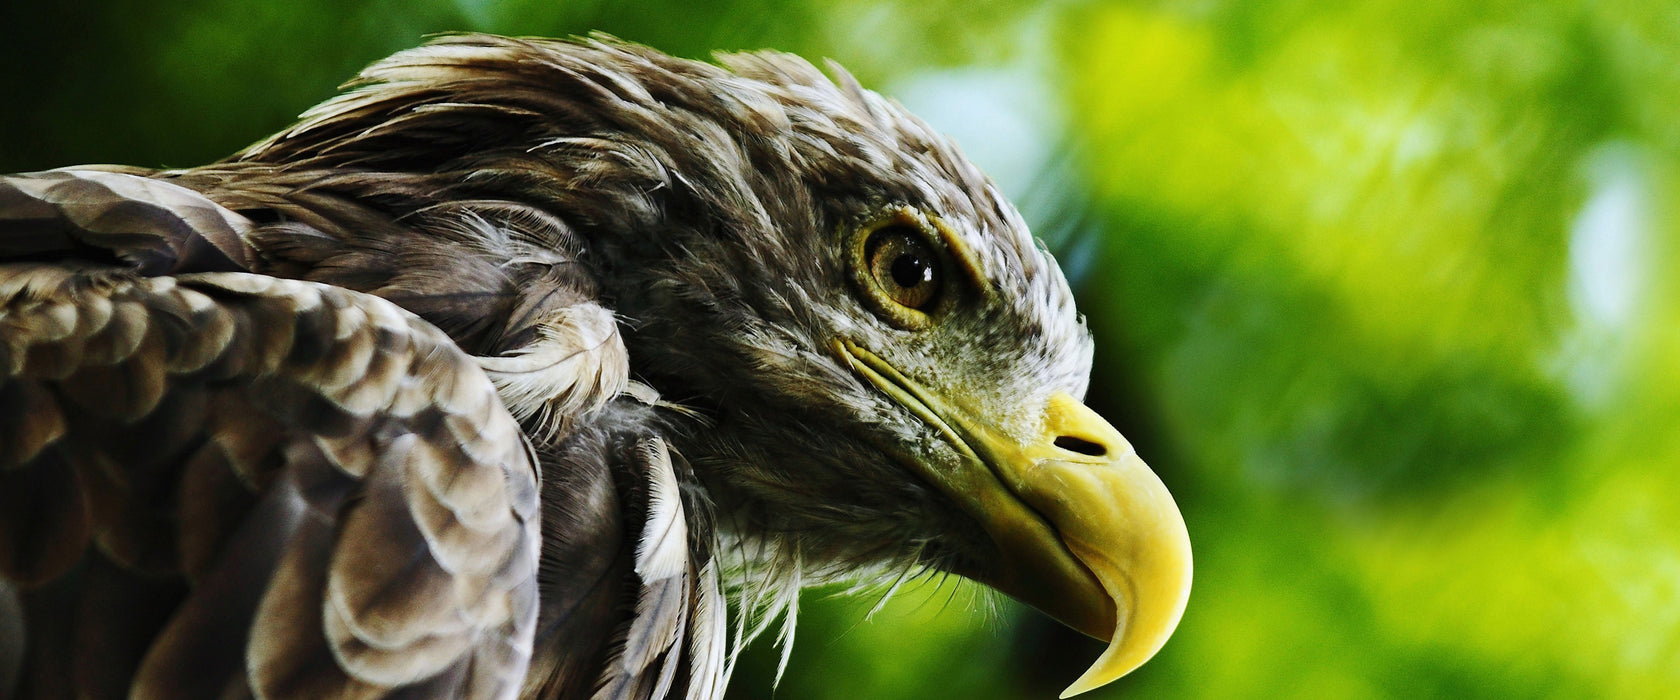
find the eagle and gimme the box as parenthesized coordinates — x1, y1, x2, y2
(0, 34, 1191, 700)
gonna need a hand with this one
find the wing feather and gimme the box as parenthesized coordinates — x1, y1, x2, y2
(0, 265, 540, 699)
(2, 141, 653, 700)
(0, 169, 253, 273)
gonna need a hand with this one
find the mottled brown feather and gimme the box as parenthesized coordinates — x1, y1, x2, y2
(0, 267, 542, 699)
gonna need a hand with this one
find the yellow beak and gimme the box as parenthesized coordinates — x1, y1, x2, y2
(837, 341, 1193, 697)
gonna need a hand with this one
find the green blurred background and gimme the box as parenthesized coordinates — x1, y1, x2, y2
(4, 0, 1676, 697)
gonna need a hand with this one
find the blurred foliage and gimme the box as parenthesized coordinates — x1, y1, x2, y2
(3, 0, 1678, 698)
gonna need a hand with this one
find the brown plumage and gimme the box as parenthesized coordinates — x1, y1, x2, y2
(0, 34, 1193, 700)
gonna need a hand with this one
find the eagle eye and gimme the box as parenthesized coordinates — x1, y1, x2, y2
(848, 210, 954, 330)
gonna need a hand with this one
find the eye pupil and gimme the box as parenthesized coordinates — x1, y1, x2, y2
(891, 253, 931, 288)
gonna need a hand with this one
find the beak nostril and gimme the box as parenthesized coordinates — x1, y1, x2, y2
(1054, 435, 1107, 457)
